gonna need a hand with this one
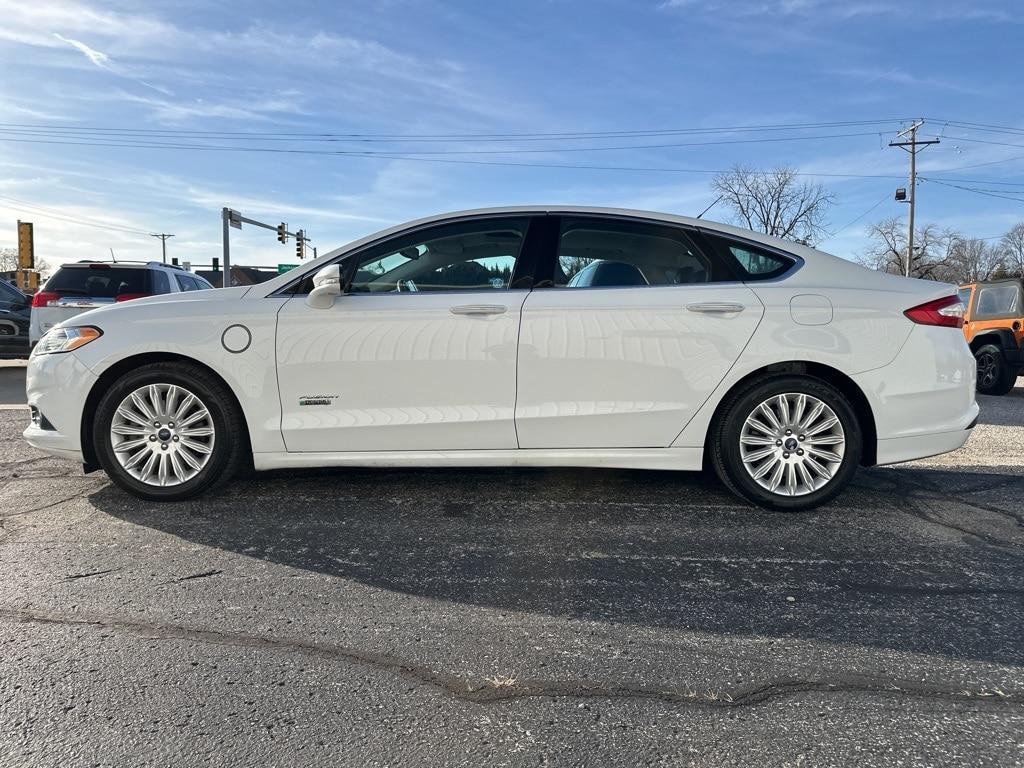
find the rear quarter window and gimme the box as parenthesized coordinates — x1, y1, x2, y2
(703, 234, 796, 281)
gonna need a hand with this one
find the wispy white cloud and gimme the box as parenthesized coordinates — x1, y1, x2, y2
(829, 66, 982, 95)
(52, 32, 109, 68)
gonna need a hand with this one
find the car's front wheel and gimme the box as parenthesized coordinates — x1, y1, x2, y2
(709, 375, 863, 511)
(94, 362, 246, 501)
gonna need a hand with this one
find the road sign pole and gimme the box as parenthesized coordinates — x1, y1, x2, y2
(221, 208, 231, 288)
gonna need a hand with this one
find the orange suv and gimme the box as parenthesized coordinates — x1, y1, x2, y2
(959, 279, 1024, 395)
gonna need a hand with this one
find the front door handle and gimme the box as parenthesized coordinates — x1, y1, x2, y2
(450, 304, 508, 316)
(686, 302, 745, 314)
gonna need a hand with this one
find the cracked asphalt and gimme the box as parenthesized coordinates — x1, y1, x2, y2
(1, 383, 1023, 766)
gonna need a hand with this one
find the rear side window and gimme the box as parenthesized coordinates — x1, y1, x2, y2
(973, 283, 1022, 320)
(957, 287, 972, 309)
(0, 280, 24, 302)
(552, 217, 726, 288)
(703, 235, 795, 280)
(175, 274, 204, 292)
(46, 266, 152, 297)
(152, 270, 170, 294)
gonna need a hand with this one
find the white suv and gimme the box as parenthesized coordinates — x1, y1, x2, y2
(30, 261, 213, 345)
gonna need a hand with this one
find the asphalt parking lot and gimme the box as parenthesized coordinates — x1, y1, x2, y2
(1, 381, 1022, 767)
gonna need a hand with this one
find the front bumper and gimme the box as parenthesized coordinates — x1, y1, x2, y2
(23, 351, 97, 463)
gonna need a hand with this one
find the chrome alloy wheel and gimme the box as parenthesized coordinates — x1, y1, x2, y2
(738, 392, 846, 497)
(109, 383, 215, 487)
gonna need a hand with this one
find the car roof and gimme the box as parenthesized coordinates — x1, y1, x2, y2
(60, 261, 181, 270)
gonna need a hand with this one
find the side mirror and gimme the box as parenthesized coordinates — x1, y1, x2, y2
(306, 265, 342, 309)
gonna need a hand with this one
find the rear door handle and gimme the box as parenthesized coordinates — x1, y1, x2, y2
(686, 302, 745, 313)
(450, 304, 508, 316)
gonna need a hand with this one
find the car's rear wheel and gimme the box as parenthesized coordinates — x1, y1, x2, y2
(94, 362, 246, 501)
(710, 375, 863, 511)
(974, 343, 1017, 396)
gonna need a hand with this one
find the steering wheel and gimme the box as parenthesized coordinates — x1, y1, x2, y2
(396, 279, 419, 292)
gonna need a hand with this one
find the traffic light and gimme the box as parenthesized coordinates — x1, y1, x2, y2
(296, 230, 304, 260)
(212, 257, 220, 272)
(277, 222, 288, 243)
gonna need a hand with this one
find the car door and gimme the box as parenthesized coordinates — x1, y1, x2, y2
(275, 215, 539, 452)
(515, 215, 764, 449)
(0, 280, 30, 357)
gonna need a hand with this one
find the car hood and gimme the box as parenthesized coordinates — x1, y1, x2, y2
(48, 285, 253, 330)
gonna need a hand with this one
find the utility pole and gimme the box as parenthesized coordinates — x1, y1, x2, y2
(149, 233, 174, 266)
(889, 120, 939, 276)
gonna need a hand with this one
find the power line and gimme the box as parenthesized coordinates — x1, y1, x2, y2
(0, 135, 927, 180)
(0, 130, 896, 156)
(0, 118, 912, 141)
(820, 194, 892, 243)
(920, 177, 1024, 204)
(927, 119, 1024, 137)
(0, 194, 153, 236)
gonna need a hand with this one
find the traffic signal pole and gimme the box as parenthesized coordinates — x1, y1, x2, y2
(221, 208, 310, 288)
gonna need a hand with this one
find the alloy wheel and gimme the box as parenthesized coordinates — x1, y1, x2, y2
(109, 383, 215, 487)
(738, 392, 846, 497)
(977, 352, 997, 389)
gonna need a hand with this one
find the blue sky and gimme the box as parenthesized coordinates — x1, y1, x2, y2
(1, 0, 1022, 269)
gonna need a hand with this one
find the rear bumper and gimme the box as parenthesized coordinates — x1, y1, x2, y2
(853, 324, 978, 463)
(875, 426, 974, 466)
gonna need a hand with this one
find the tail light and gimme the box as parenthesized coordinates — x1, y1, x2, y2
(31, 291, 59, 308)
(115, 293, 151, 302)
(904, 295, 965, 328)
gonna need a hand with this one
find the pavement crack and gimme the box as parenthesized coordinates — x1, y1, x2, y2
(65, 567, 121, 581)
(169, 569, 223, 583)
(1, 606, 1021, 709)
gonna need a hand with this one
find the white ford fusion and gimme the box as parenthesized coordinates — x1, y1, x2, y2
(24, 207, 978, 510)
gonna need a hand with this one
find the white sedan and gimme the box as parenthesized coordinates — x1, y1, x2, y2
(24, 207, 978, 510)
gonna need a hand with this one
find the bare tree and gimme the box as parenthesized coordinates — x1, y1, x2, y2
(0, 248, 16, 273)
(859, 218, 962, 281)
(948, 237, 1003, 284)
(1000, 222, 1024, 279)
(711, 165, 834, 245)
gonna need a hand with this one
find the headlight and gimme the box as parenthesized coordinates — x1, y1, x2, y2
(32, 326, 103, 356)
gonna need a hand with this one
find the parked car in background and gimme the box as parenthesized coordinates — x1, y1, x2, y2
(30, 261, 213, 345)
(958, 278, 1023, 395)
(24, 207, 978, 510)
(0, 279, 31, 358)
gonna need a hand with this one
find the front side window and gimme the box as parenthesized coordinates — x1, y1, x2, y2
(553, 218, 721, 288)
(349, 218, 529, 294)
(175, 274, 196, 292)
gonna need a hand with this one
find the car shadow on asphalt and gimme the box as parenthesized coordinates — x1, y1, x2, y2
(89, 463, 1024, 666)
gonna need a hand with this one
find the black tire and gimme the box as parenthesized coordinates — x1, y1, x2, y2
(974, 343, 1017, 396)
(93, 362, 247, 501)
(709, 375, 863, 512)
